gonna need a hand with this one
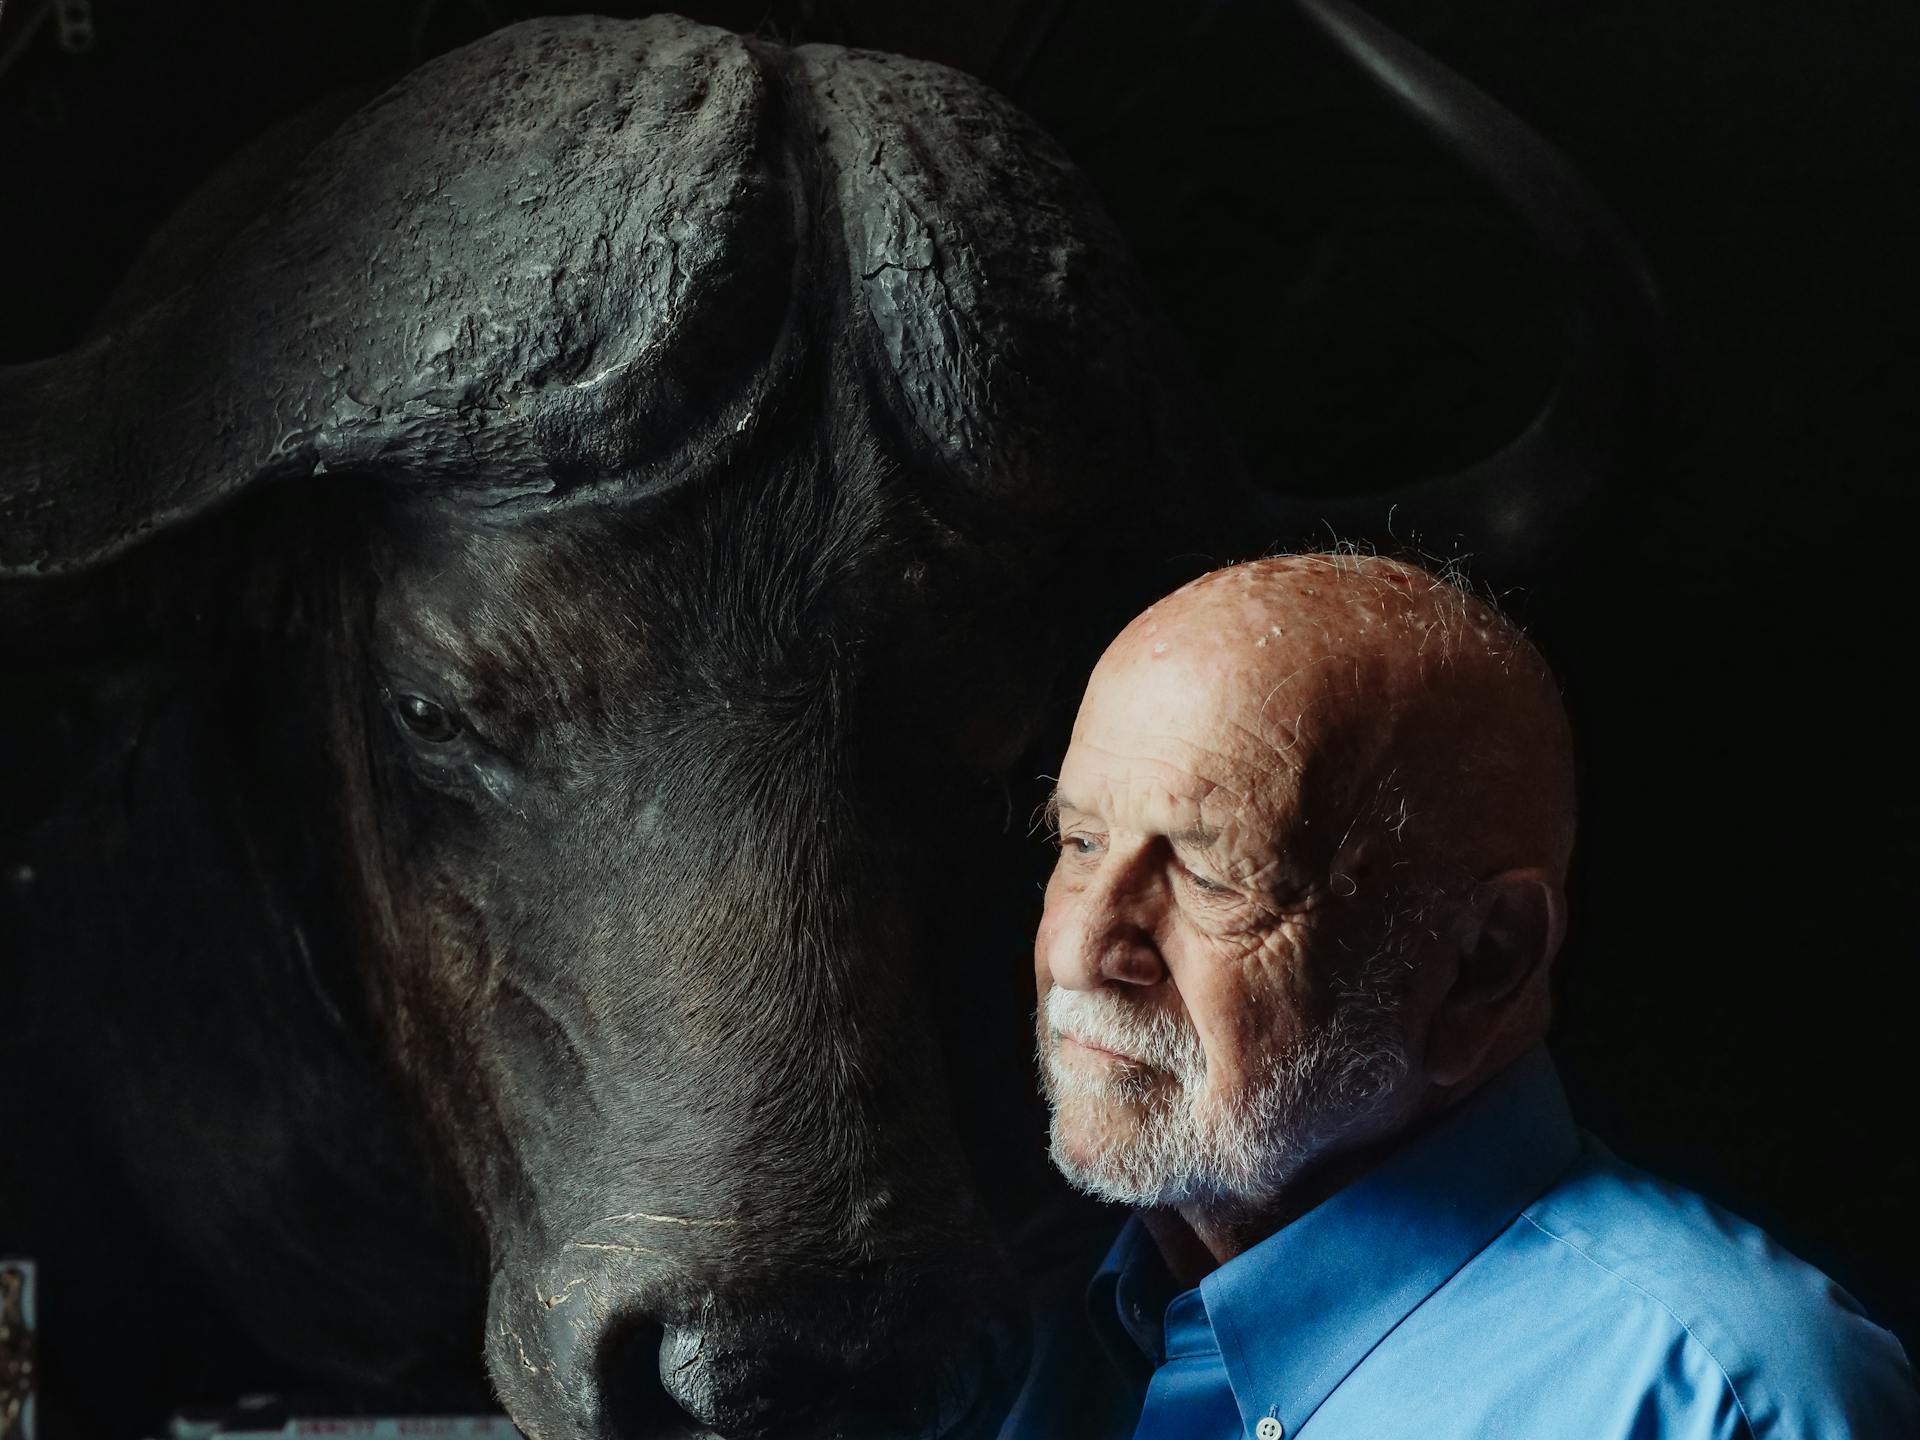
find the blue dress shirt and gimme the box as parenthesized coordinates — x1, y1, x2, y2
(1003, 1049, 1917, 1439)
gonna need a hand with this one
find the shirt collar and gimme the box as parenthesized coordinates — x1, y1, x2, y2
(1200, 1046, 1580, 1439)
(1087, 1206, 1176, 1375)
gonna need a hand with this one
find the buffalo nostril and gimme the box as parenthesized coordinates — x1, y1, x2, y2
(655, 1325, 820, 1437)
(594, 1315, 1012, 1440)
(596, 1317, 687, 1440)
(598, 1319, 818, 1440)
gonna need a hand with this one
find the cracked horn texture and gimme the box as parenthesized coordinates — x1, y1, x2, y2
(1, 14, 1244, 578)
(800, 40, 1223, 522)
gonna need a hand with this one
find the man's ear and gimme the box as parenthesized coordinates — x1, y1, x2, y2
(1423, 868, 1566, 1088)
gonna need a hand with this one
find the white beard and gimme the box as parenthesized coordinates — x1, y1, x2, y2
(1038, 975, 1410, 1211)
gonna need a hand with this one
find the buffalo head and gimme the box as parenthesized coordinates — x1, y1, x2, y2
(2, 14, 1252, 1439)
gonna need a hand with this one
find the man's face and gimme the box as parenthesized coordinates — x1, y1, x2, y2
(1033, 600, 1413, 1210)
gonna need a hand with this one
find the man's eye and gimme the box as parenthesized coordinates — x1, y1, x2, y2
(1179, 866, 1232, 896)
(1057, 833, 1103, 857)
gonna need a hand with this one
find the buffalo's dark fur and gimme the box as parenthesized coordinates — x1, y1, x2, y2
(10, 421, 1093, 1436)
(335, 444, 1062, 1435)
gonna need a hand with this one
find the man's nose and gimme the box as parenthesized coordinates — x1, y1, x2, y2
(1043, 859, 1168, 990)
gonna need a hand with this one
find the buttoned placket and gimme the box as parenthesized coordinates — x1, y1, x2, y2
(1128, 1290, 1243, 1440)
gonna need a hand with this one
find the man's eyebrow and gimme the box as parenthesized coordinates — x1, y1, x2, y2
(1041, 787, 1103, 834)
(1166, 823, 1222, 849)
(1042, 787, 1221, 848)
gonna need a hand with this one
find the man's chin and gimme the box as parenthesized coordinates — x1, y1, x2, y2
(1044, 1087, 1272, 1211)
(1047, 1109, 1178, 1200)
(1049, 1131, 1191, 1208)
(1049, 1096, 1128, 1156)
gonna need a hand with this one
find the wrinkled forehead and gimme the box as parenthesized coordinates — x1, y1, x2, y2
(1064, 636, 1349, 842)
(1062, 561, 1432, 839)
(1091, 571, 1398, 735)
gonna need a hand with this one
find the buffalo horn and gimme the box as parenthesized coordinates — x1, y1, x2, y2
(1285, 0, 1672, 574)
(0, 18, 803, 582)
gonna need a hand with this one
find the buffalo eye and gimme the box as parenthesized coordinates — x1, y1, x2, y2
(393, 691, 461, 744)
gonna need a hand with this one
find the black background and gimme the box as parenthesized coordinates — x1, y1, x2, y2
(2, 0, 1914, 1428)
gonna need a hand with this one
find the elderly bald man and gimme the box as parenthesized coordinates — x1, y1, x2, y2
(1002, 554, 1915, 1440)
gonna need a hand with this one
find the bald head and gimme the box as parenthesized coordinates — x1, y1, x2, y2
(1096, 552, 1576, 896)
(1036, 553, 1577, 1243)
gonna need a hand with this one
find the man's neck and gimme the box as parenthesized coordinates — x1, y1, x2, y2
(1138, 1138, 1394, 1286)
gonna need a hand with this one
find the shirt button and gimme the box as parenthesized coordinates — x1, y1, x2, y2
(1255, 1418, 1284, 1440)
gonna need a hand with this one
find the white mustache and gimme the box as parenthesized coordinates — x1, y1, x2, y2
(1043, 987, 1204, 1082)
